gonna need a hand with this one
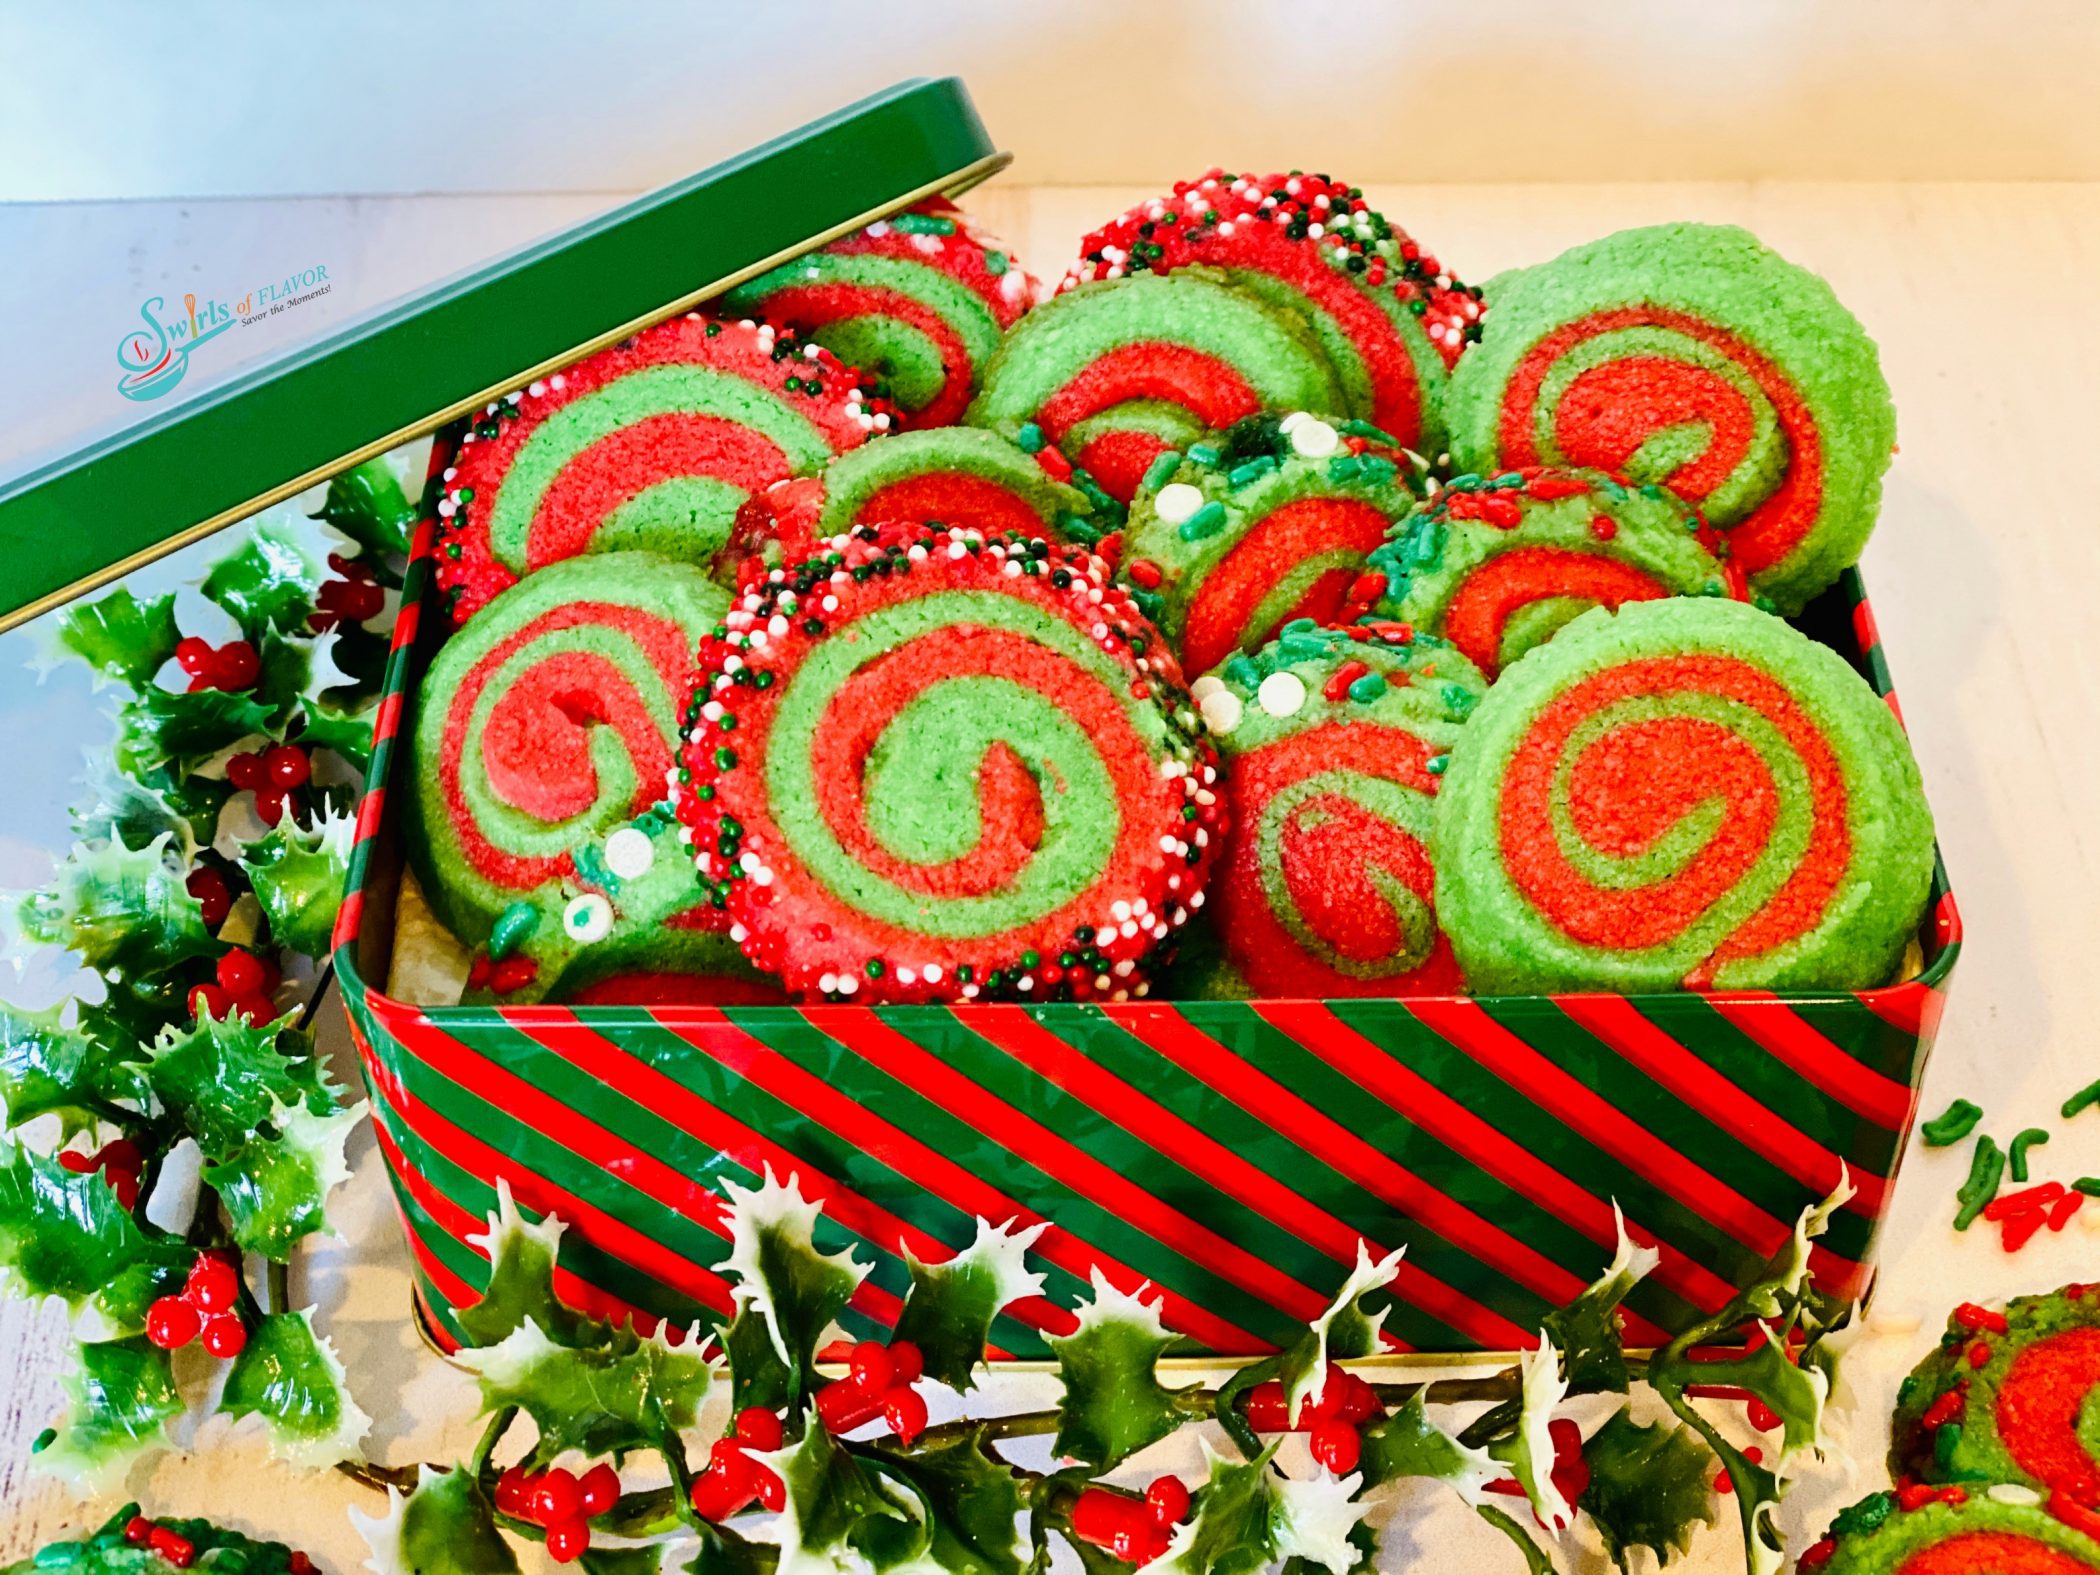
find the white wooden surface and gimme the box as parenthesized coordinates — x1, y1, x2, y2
(4, 182, 2099, 1573)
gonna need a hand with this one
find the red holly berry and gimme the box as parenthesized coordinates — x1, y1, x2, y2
(543, 1520, 589, 1564)
(263, 744, 310, 789)
(886, 1340, 924, 1384)
(578, 1462, 621, 1518)
(188, 982, 233, 1022)
(532, 1468, 583, 1526)
(215, 949, 275, 998)
(708, 1437, 751, 1477)
(849, 1340, 894, 1392)
(186, 868, 233, 927)
(494, 1466, 535, 1518)
(1145, 1476, 1190, 1526)
(734, 1407, 784, 1450)
(175, 638, 216, 677)
(226, 751, 268, 791)
(229, 993, 277, 1024)
(147, 1296, 201, 1349)
(754, 1466, 786, 1514)
(253, 786, 293, 827)
(186, 1252, 240, 1312)
(202, 1313, 248, 1358)
(1309, 1418, 1362, 1475)
(882, 1386, 928, 1447)
(57, 1148, 96, 1174)
(213, 641, 260, 690)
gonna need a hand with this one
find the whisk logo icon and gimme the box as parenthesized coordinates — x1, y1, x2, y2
(114, 293, 235, 402)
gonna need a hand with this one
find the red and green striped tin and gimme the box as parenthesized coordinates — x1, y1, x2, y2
(337, 442, 1960, 1360)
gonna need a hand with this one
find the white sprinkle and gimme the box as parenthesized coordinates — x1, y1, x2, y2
(818, 973, 838, 994)
(897, 967, 917, 986)
(1289, 419, 1340, 459)
(562, 894, 613, 944)
(1190, 674, 1226, 702)
(604, 827, 655, 879)
(922, 964, 943, 984)
(1152, 482, 1204, 525)
(1199, 688, 1244, 735)
(1989, 1484, 2045, 1506)
(1257, 671, 1308, 717)
(1112, 900, 1132, 922)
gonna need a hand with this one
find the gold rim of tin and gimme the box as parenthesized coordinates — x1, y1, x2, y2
(1, 150, 1011, 635)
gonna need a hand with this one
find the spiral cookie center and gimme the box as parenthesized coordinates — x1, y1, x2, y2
(1180, 496, 1393, 678)
(1998, 1329, 2100, 1496)
(1892, 1533, 2096, 1575)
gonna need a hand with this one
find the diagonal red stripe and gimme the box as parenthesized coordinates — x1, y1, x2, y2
(1554, 995, 1886, 1215)
(1403, 998, 1866, 1300)
(969, 1004, 1535, 1351)
(1702, 995, 1913, 1128)
(1253, 1001, 1739, 1314)
(1107, 1002, 1671, 1346)
(808, 1006, 1276, 1354)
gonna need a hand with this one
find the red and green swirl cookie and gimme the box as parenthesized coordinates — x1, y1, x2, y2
(1188, 620, 1486, 997)
(1064, 168, 1482, 456)
(1802, 1490, 2100, 1574)
(724, 427, 1107, 584)
(1346, 465, 1746, 679)
(721, 198, 1036, 429)
(1119, 411, 1426, 676)
(1893, 1287, 2100, 1502)
(672, 523, 1226, 1003)
(434, 316, 887, 622)
(1431, 598, 1935, 993)
(1442, 223, 1894, 615)
(965, 269, 1346, 506)
(459, 808, 780, 1006)
(408, 552, 729, 948)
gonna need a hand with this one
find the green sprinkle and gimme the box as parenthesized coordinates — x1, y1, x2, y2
(1922, 1098, 1984, 1146)
(1953, 1135, 2004, 1232)
(1016, 422, 1047, 454)
(1178, 501, 1228, 541)
(714, 746, 738, 770)
(1186, 443, 1222, 467)
(2010, 1128, 2050, 1183)
(1933, 1421, 1965, 1468)
(1227, 457, 1276, 488)
(1139, 450, 1183, 494)
(984, 250, 1008, 276)
(2063, 1077, 2100, 1119)
(865, 958, 885, 979)
(1347, 673, 1387, 704)
(1832, 1493, 1894, 1537)
(35, 1547, 81, 1568)
(1326, 455, 1363, 484)
(2074, 1178, 2100, 1198)
(1426, 754, 1450, 776)
(892, 212, 957, 235)
(1338, 418, 1399, 446)
(30, 1426, 54, 1453)
(488, 902, 540, 961)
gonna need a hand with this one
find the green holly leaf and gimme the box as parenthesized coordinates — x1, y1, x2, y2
(754, 1421, 920, 1574)
(0, 1143, 186, 1327)
(201, 519, 324, 644)
(218, 1307, 370, 1466)
(240, 805, 355, 957)
(116, 686, 275, 774)
(204, 1098, 362, 1260)
(31, 1336, 184, 1494)
(301, 696, 380, 775)
(719, 1167, 869, 1402)
(1282, 1521, 1377, 1575)
(721, 1303, 794, 1416)
(1475, 1505, 1556, 1575)
(50, 588, 181, 690)
(891, 1217, 1046, 1393)
(1577, 1408, 1717, 1571)
(1048, 1271, 1193, 1470)
(866, 1429, 1028, 1575)
(1498, 1335, 1575, 1533)
(457, 1316, 710, 1457)
(1541, 1206, 1658, 1398)
(1276, 1242, 1403, 1426)
(455, 1180, 596, 1349)
(675, 1522, 770, 1575)
(0, 999, 144, 1132)
(69, 762, 205, 870)
(579, 1549, 674, 1575)
(1357, 1391, 1502, 1501)
(314, 457, 418, 560)
(1151, 1441, 1368, 1575)
(144, 1017, 338, 1158)
(351, 1465, 522, 1575)
(15, 833, 216, 981)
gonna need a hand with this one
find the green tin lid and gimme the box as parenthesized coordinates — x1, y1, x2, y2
(0, 77, 1004, 632)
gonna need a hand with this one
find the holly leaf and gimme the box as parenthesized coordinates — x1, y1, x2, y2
(753, 1421, 920, 1575)
(201, 519, 324, 643)
(144, 1016, 338, 1158)
(721, 1303, 795, 1416)
(719, 1167, 868, 1400)
(69, 762, 205, 869)
(302, 696, 380, 776)
(1282, 1521, 1377, 1575)
(30, 1336, 184, 1494)
(15, 833, 216, 980)
(579, 1549, 674, 1575)
(50, 588, 181, 690)
(1047, 1270, 1192, 1470)
(1152, 1440, 1368, 1575)
(0, 999, 144, 1132)
(1276, 1241, 1403, 1426)
(314, 457, 418, 560)
(891, 1217, 1046, 1393)
(676, 1522, 771, 1575)
(0, 1143, 186, 1327)
(204, 1098, 363, 1260)
(1542, 1205, 1658, 1398)
(456, 1180, 596, 1349)
(1475, 1505, 1555, 1575)
(240, 805, 355, 957)
(218, 1307, 371, 1466)
(116, 686, 275, 774)
(1357, 1391, 1503, 1503)
(866, 1429, 1028, 1575)
(1577, 1408, 1716, 1571)
(351, 1464, 522, 1575)
(456, 1316, 710, 1458)
(1499, 1334, 1575, 1533)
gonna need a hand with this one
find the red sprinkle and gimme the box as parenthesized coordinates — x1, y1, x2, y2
(1954, 1303, 2010, 1334)
(2002, 1210, 2050, 1252)
(2052, 1490, 2100, 1543)
(1969, 1341, 1993, 1369)
(489, 956, 538, 995)
(1922, 1385, 1968, 1430)
(1983, 1183, 2065, 1223)
(1034, 446, 1073, 484)
(1798, 1536, 1838, 1569)
(2049, 1191, 2086, 1231)
(1125, 558, 1164, 590)
(1324, 660, 1371, 702)
(1526, 475, 1591, 501)
(1590, 515, 1620, 542)
(1897, 1482, 1937, 1512)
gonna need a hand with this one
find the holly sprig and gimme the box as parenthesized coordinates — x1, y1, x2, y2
(3, 460, 417, 1493)
(350, 1167, 1853, 1575)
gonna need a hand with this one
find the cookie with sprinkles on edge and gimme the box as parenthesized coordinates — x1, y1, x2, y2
(965, 267, 1347, 506)
(1119, 410, 1427, 677)
(672, 522, 1226, 1004)
(1344, 464, 1749, 679)
(722, 197, 1038, 430)
(434, 315, 889, 623)
(1431, 597, 1936, 994)
(1797, 1487, 2100, 1573)
(1064, 168, 1482, 458)
(1188, 619, 1486, 998)
(1441, 223, 1894, 615)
